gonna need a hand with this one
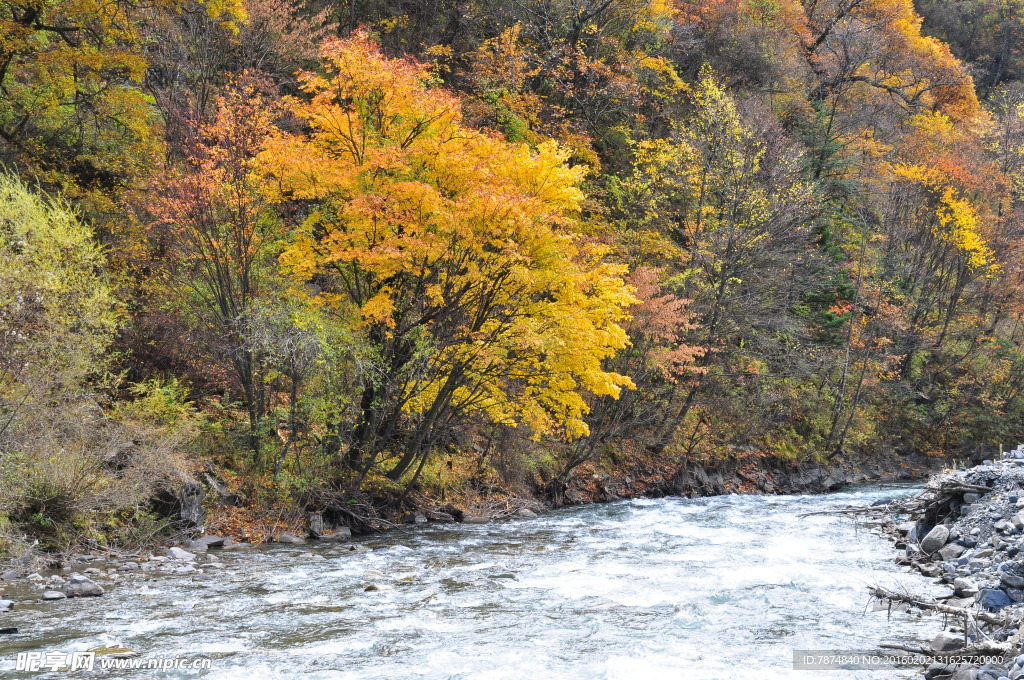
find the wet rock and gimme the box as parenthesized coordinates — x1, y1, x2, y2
(364, 584, 379, 592)
(402, 513, 428, 524)
(0, 599, 13, 612)
(517, 508, 538, 518)
(0, 627, 17, 634)
(277, 532, 305, 545)
(187, 536, 226, 551)
(1, 570, 21, 581)
(922, 525, 951, 552)
(165, 547, 197, 562)
(932, 630, 966, 652)
(64, 575, 103, 597)
(319, 528, 351, 541)
(221, 542, 252, 550)
(118, 562, 140, 572)
(41, 591, 66, 601)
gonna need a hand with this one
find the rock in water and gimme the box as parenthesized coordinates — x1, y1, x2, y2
(921, 525, 950, 552)
(64, 575, 104, 597)
(41, 591, 67, 600)
(319, 527, 351, 541)
(0, 599, 13, 612)
(277, 532, 305, 545)
(1, 570, 21, 581)
(931, 631, 965, 652)
(187, 536, 225, 550)
(165, 547, 197, 562)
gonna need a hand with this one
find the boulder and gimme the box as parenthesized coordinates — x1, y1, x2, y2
(308, 513, 324, 538)
(402, 513, 428, 524)
(188, 536, 226, 550)
(319, 527, 352, 541)
(277, 532, 305, 545)
(1000, 562, 1024, 589)
(1, 570, 21, 581)
(41, 591, 67, 601)
(117, 562, 140, 571)
(517, 508, 538, 518)
(64, 575, 104, 597)
(0, 600, 13, 612)
(221, 542, 252, 550)
(931, 630, 966, 652)
(979, 588, 1013, 611)
(165, 547, 197, 562)
(921, 525, 951, 553)
(939, 543, 967, 561)
(954, 577, 980, 597)
(965, 492, 984, 504)
(178, 481, 206, 528)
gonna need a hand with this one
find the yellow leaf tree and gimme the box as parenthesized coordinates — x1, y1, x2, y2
(260, 31, 636, 483)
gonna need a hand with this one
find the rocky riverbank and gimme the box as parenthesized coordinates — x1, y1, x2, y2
(870, 450, 1024, 679)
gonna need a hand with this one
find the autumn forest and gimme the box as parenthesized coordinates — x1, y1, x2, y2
(2, 0, 1024, 552)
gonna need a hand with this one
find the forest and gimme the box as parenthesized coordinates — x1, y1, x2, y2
(3, 0, 1024, 555)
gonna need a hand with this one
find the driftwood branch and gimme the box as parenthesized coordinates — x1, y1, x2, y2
(870, 586, 1014, 626)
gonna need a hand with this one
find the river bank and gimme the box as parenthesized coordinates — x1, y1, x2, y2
(866, 451, 1024, 679)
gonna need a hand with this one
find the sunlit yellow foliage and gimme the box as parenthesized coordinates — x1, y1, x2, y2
(892, 163, 996, 272)
(261, 32, 636, 443)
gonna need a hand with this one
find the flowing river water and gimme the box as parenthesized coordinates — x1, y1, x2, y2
(2, 485, 948, 679)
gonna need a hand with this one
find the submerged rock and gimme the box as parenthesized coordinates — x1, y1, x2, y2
(64, 575, 104, 598)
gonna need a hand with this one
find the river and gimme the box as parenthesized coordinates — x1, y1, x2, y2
(2, 485, 945, 679)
